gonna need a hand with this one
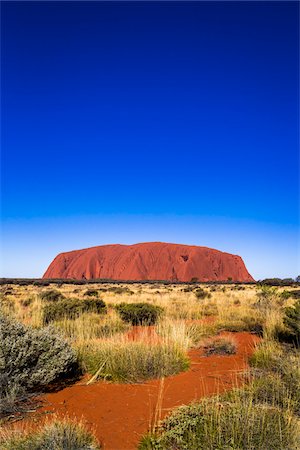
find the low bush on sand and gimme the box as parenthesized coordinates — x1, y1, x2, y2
(0, 313, 78, 415)
(194, 288, 211, 300)
(84, 289, 99, 297)
(78, 339, 189, 383)
(203, 336, 237, 356)
(116, 303, 163, 325)
(39, 289, 65, 302)
(0, 419, 100, 450)
(139, 396, 299, 450)
(43, 298, 106, 323)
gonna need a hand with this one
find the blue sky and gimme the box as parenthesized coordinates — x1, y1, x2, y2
(1, 1, 299, 279)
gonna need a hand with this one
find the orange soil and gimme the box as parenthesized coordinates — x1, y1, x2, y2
(26, 331, 259, 450)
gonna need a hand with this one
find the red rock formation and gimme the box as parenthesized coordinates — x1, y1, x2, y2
(43, 242, 254, 282)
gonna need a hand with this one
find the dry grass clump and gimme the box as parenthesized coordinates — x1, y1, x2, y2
(78, 335, 189, 383)
(216, 308, 264, 334)
(0, 418, 100, 449)
(54, 310, 129, 342)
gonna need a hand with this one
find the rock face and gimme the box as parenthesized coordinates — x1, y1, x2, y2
(43, 242, 254, 282)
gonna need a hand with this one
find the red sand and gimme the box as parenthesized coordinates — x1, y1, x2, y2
(43, 242, 254, 282)
(29, 331, 258, 450)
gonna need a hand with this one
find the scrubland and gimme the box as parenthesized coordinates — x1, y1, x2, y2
(0, 280, 299, 449)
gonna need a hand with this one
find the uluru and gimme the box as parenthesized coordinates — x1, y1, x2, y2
(43, 242, 254, 282)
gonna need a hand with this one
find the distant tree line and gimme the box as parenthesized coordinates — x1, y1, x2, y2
(1, 277, 299, 287)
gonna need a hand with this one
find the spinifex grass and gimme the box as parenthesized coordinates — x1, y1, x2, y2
(78, 330, 189, 383)
(0, 418, 100, 450)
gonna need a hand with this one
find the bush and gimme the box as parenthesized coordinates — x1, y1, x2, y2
(194, 288, 211, 300)
(203, 336, 237, 356)
(84, 289, 99, 297)
(283, 299, 300, 346)
(40, 289, 65, 302)
(116, 303, 163, 325)
(43, 298, 107, 323)
(107, 286, 134, 295)
(0, 313, 78, 415)
(139, 397, 299, 450)
(0, 419, 100, 449)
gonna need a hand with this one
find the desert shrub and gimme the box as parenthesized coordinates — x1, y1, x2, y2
(84, 289, 99, 297)
(40, 289, 65, 302)
(0, 419, 100, 449)
(0, 313, 79, 415)
(283, 299, 300, 346)
(20, 297, 33, 307)
(255, 286, 278, 311)
(139, 397, 299, 450)
(181, 286, 196, 292)
(79, 340, 189, 383)
(43, 298, 106, 323)
(107, 286, 134, 295)
(203, 336, 237, 356)
(116, 303, 163, 325)
(194, 288, 211, 300)
(280, 290, 293, 300)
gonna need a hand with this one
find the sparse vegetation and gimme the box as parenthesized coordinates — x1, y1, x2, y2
(1, 281, 299, 449)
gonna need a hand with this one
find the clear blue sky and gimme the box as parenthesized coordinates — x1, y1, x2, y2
(1, 1, 299, 279)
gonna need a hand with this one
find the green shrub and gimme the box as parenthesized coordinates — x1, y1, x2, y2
(107, 286, 134, 295)
(43, 298, 107, 323)
(84, 289, 99, 297)
(0, 313, 78, 415)
(283, 299, 300, 346)
(40, 289, 65, 302)
(194, 288, 211, 300)
(139, 398, 299, 450)
(0, 419, 100, 449)
(116, 303, 163, 325)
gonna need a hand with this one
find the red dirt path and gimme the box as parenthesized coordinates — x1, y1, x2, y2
(31, 331, 259, 450)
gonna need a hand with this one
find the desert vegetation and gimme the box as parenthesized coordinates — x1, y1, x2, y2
(1, 279, 299, 448)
